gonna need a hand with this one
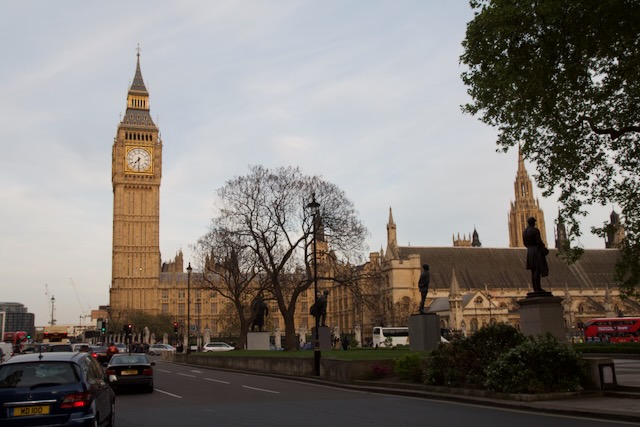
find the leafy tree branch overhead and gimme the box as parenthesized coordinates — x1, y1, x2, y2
(461, 0, 640, 297)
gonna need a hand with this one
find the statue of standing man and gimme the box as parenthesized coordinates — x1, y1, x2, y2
(418, 263, 430, 314)
(310, 290, 329, 327)
(522, 217, 551, 296)
(250, 295, 269, 332)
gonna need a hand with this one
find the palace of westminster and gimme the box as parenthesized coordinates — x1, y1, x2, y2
(108, 54, 639, 344)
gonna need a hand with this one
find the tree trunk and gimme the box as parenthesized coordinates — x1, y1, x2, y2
(283, 311, 298, 351)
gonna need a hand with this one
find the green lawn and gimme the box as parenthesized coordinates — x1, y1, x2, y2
(572, 342, 640, 354)
(190, 348, 420, 360)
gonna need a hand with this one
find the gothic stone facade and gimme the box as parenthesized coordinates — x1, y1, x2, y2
(110, 55, 637, 345)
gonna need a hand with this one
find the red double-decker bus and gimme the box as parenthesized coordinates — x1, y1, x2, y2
(583, 317, 640, 343)
(3, 331, 27, 346)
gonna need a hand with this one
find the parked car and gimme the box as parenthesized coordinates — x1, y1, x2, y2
(105, 353, 154, 393)
(89, 345, 110, 365)
(0, 352, 115, 426)
(115, 343, 127, 353)
(202, 342, 234, 352)
(147, 343, 175, 356)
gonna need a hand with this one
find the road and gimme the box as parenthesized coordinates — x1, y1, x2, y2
(114, 358, 636, 427)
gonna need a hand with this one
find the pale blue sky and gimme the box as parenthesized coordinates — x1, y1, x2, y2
(0, 1, 610, 325)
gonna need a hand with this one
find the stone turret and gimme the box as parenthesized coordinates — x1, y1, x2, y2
(508, 147, 547, 247)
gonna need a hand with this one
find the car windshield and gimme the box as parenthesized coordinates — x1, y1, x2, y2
(110, 355, 148, 365)
(0, 362, 79, 388)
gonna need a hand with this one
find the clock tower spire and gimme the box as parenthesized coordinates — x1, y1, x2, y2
(110, 49, 163, 316)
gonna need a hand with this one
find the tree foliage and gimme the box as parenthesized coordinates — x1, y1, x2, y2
(109, 310, 174, 341)
(199, 165, 368, 350)
(461, 0, 640, 297)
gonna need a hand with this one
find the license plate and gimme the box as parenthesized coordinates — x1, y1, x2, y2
(12, 405, 50, 417)
(121, 369, 138, 375)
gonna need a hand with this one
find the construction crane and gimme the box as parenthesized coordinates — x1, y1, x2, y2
(70, 278, 91, 327)
(45, 284, 56, 325)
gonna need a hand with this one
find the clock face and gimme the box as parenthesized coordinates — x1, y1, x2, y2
(126, 147, 152, 172)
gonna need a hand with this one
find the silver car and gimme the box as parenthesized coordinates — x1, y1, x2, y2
(202, 342, 234, 352)
(147, 344, 175, 356)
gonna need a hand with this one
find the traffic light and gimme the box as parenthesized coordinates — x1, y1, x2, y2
(101, 322, 107, 333)
(173, 322, 179, 333)
(127, 324, 133, 334)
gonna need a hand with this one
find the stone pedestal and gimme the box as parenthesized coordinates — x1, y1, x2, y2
(246, 332, 270, 350)
(409, 313, 440, 351)
(518, 296, 566, 341)
(312, 326, 332, 351)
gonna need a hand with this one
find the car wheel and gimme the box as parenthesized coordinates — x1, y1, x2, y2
(148, 351, 155, 356)
(146, 383, 154, 393)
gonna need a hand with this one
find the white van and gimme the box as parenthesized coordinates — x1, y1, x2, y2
(0, 342, 14, 363)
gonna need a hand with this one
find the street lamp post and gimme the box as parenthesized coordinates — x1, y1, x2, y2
(50, 295, 56, 326)
(308, 193, 321, 376)
(187, 262, 192, 355)
(487, 293, 492, 323)
(196, 297, 201, 351)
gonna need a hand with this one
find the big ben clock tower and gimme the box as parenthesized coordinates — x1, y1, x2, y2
(110, 50, 162, 316)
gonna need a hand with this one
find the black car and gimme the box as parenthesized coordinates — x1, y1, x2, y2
(90, 345, 110, 365)
(105, 353, 154, 393)
(0, 352, 115, 426)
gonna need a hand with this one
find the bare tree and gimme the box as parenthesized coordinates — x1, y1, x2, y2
(330, 259, 390, 330)
(200, 165, 368, 350)
(193, 228, 267, 350)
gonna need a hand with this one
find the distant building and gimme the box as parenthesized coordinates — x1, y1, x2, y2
(0, 302, 35, 336)
(367, 153, 639, 339)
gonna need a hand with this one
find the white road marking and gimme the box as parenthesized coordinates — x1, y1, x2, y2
(242, 385, 279, 394)
(177, 373, 196, 378)
(191, 370, 203, 373)
(157, 369, 172, 373)
(205, 378, 230, 384)
(154, 389, 182, 398)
